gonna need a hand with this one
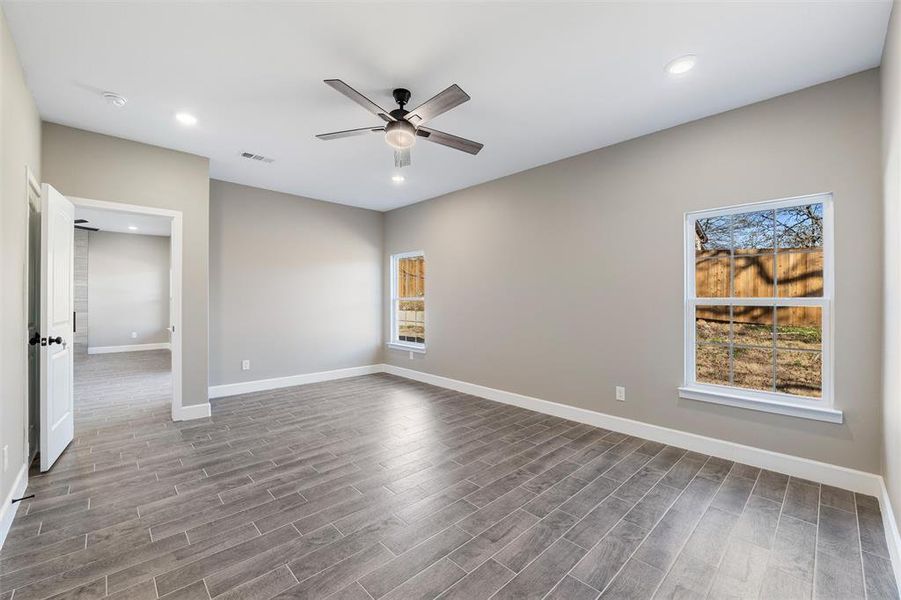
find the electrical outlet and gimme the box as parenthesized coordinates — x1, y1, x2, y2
(131, 331, 138, 339)
(2, 445, 8, 473)
(616, 386, 626, 402)
(242, 360, 250, 371)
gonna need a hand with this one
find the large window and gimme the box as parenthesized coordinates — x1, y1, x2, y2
(680, 194, 840, 423)
(390, 251, 426, 351)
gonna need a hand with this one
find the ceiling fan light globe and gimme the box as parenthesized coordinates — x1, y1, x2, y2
(385, 121, 416, 149)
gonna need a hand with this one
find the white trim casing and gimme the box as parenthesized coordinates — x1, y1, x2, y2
(172, 402, 211, 421)
(0, 463, 28, 551)
(208, 365, 383, 399)
(87, 343, 171, 355)
(683, 193, 837, 422)
(678, 386, 843, 423)
(881, 480, 901, 593)
(23, 167, 41, 468)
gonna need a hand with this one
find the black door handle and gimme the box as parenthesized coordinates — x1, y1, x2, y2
(29, 332, 41, 346)
(47, 336, 63, 345)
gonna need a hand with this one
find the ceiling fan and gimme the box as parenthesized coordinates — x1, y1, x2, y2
(316, 79, 484, 168)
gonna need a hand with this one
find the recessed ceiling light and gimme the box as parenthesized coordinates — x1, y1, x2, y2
(102, 91, 127, 108)
(665, 54, 697, 76)
(128, 226, 138, 231)
(175, 112, 198, 126)
(391, 174, 405, 183)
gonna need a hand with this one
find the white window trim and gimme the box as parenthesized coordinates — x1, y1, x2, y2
(680, 192, 841, 424)
(388, 250, 427, 353)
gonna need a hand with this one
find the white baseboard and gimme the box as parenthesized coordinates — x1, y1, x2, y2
(208, 364, 383, 399)
(0, 463, 29, 551)
(88, 343, 171, 355)
(381, 364, 884, 497)
(172, 401, 211, 421)
(880, 480, 901, 590)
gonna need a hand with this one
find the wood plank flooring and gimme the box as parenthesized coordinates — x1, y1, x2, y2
(1, 350, 897, 600)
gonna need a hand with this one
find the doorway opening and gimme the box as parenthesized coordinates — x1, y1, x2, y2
(26, 191, 184, 473)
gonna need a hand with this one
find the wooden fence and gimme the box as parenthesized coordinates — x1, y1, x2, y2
(696, 247, 822, 327)
(397, 256, 425, 298)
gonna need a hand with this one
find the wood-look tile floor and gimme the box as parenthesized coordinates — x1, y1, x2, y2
(1, 350, 898, 600)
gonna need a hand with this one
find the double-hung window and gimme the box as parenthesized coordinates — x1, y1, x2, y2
(680, 194, 840, 423)
(389, 251, 426, 351)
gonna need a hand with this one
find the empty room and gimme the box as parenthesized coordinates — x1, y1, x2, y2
(2, 2, 901, 599)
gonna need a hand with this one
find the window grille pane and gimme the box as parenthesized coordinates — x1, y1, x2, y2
(696, 305, 729, 344)
(777, 204, 823, 249)
(732, 347, 775, 392)
(775, 307, 822, 351)
(397, 299, 425, 344)
(695, 215, 731, 252)
(696, 344, 730, 386)
(776, 249, 823, 298)
(733, 210, 774, 250)
(733, 252, 775, 297)
(732, 305, 774, 348)
(776, 350, 822, 397)
(695, 255, 730, 297)
(397, 256, 425, 298)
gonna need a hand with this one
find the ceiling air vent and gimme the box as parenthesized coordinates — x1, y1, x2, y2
(240, 151, 274, 163)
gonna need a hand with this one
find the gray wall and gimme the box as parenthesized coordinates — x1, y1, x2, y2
(87, 231, 170, 349)
(74, 229, 88, 353)
(209, 180, 383, 386)
(882, 2, 901, 532)
(0, 8, 41, 526)
(384, 70, 883, 474)
(42, 123, 210, 407)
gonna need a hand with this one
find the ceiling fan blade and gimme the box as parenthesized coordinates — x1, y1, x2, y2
(74, 225, 99, 231)
(316, 126, 385, 141)
(416, 127, 483, 155)
(324, 79, 395, 123)
(404, 84, 470, 126)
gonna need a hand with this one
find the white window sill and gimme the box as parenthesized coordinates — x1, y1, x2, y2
(387, 342, 427, 354)
(678, 386, 843, 424)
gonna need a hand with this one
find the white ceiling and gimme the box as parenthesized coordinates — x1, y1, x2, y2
(3, 2, 891, 211)
(75, 207, 171, 237)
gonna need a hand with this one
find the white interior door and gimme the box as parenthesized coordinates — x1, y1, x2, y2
(40, 183, 75, 472)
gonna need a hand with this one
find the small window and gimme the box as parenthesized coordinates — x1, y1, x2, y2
(390, 251, 425, 351)
(680, 194, 840, 423)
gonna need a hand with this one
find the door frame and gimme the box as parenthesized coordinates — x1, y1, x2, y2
(23, 167, 41, 464)
(67, 196, 186, 421)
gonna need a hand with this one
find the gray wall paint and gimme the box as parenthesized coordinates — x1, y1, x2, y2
(41, 123, 210, 406)
(87, 231, 170, 349)
(384, 70, 883, 474)
(882, 2, 901, 533)
(0, 8, 41, 525)
(0, 11, 41, 524)
(74, 228, 88, 352)
(209, 180, 383, 386)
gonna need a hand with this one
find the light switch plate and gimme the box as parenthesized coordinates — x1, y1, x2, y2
(616, 386, 626, 402)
